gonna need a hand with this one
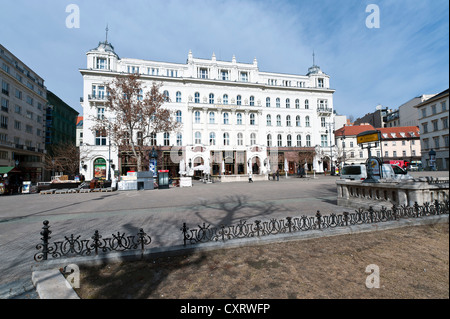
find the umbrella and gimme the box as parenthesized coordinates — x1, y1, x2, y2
(203, 158, 210, 175)
(221, 160, 225, 175)
(193, 165, 205, 171)
(284, 158, 288, 172)
(178, 159, 186, 175)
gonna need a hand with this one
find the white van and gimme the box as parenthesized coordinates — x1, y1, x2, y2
(340, 164, 396, 181)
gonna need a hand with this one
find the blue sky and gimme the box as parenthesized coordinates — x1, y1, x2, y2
(1, 0, 448, 119)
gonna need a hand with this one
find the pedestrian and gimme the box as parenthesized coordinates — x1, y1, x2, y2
(276, 169, 279, 181)
(248, 171, 253, 183)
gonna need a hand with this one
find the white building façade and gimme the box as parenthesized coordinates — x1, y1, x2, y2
(79, 39, 336, 181)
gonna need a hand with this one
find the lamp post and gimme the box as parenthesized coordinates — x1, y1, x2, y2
(150, 146, 158, 177)
(326, 122, 334, 175)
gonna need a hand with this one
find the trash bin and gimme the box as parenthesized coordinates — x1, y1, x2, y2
(158, 170, 169, 189)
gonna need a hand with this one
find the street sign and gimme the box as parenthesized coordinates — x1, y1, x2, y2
(357, 130, 380, 145)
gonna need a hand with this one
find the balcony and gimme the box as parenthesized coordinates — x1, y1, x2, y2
(88, 94, 108, 101)
(317, 107, 333, 116)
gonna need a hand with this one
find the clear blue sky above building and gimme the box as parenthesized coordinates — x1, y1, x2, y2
(1, 0, 448, 119)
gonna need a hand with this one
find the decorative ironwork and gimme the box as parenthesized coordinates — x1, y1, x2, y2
(181, 200, 449, 246)
(34, 222, 152, 262)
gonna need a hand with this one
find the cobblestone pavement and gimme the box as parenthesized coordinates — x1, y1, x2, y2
(0, 171, 447, 299)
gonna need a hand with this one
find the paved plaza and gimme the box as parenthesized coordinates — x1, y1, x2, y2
(0, 171, 448, 298)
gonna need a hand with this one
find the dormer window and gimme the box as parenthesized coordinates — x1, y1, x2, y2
(318, 78, 324, 88)
(198, 68, 208, 79)
(240, 72, 248, 82)
(97, 58, 107, 69)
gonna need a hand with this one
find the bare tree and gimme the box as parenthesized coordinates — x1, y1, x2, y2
(91, 74, 180, 172)
(45, 143, 81, 177)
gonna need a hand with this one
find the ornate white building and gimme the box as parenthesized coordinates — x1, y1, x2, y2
(80, 39, 336, 181)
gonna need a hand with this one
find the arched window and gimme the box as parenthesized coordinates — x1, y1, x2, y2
(250, 133, 256, 145)
(276, 115, 281, 126)
(177, 133, 183, 146)
(296, 115, 301, 127)
(305, 116, 310, 127)
(176, 110, 182, 123)
(276, 98, 280, 108)
(209, 132, 216, 145)
(209, 93, 214, 104)
(250, 96, 255, 106)
(266, 97, 271, 107)
(295, 99, 300, 109)
(195, 132, 202, 144)
(305, 99, 309, 109)
(267, 134, 272, 147)
(237, 133, 243, 146)
(286, 115, 291, 127)
(223, 132, 230, 146)
(194, 92, 200, 103)
(223, 94, 228, 105)
(297, 135, 302, 147)
(266, 114, 272, 126)
(250, 113, 255, 125)
(306, 135, 311, 147)
(286, 98, 290, 108)
(163, 90, 170, 102)
(236, 113, 243, 125)
(164, 132, 170, 146)
(287, 134, 292, 147)
(223, 112, 229, 124)
(194, 111, 201, 123)
(277, 134, 282, 147)
(236, 95, 242, 105)
(209, 112, 215, 124)
(176, 91, 182, 103)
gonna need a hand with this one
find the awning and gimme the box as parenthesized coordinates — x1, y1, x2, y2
(0, 166, 21, 175)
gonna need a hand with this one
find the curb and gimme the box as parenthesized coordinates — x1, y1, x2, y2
(30, 214, 448, 299)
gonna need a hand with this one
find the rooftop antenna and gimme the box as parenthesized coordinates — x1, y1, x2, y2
(313, 50, 315, 66)
(105, 24, 109, 42)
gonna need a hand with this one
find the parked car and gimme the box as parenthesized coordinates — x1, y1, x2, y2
(340, 164, 398, 181)
(391, 164, 414, 180)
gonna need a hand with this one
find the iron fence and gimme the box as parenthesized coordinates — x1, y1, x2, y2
(34, 221, 152, 262)
(181, 200, 449, 246)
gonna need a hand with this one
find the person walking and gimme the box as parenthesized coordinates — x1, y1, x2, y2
(276, 169, 279, 181)
(248, 171, 253, 183)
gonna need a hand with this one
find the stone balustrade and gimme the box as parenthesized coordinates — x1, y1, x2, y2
(336, 177, 449, 210)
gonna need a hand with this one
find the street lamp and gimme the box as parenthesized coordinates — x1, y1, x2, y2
(326, 123, 334, 175)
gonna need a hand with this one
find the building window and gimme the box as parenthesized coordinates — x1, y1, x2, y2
(1, 80, 9, 96)
(221, 70, 229, 81)
(97, 107, 105, 120)
(432, 120, 439, 131)
(306, 135, 311, 147)
(276, 98, 280, 108)
(305, 99, 309, 109)
(209, 132, 216, 146)
(250, 113, 255, 125)
(1, 98, 8, 112)
(249, 96, 254, 106)
(423, 138, 429, 149)
(422, 122, 428, 133)
(209, 93, 214, 104)
(236, 95, 242, 106)
(321, 135, 328, 147)
(176, 91, 182, 103)
(359, 151, 363, 158)
(276, 115, 281, 127)
(194, 111, 201, 123)
(267, 134, 272, 147)
(277, 134, 282, 147)
(305, 116, 310, 127)
(198, 68, 208, 79)
(402, 150, 407, 157)
(287, 134, 292, 147)
(97, 58, 107, 69)
(164, 132, 170, 146)
(286, 98, 290, 108)
(444, 135, 449, 147)
(296, 116, 301, 127)
(236, 113, 242, 125)
(223, 94, 228, 105)
(286, 115, 291, 127)
(266, 114, 272, 126)
(194, 92, 200, 103)
(318, 78, 324, 88)
(240, 72, 248, 82)
(150, 133, 156, 146)
(441, 101, 447, 112)
(223, 133, 230, 146)
(266, 97, 271, 108)
(237, 133, 243, 146)
(177, 133, 182, 146)
(297, 135, 302, 147)
(209, 112, 215, 124)
(163, 90, 170, 102)
(223, 112, 229, 125)
(321, 117, 326, 128)
(250, 133, 256, 145)
(176, 110, 182, 123)
(431, 104, 437, 115)
(95, 130, 107, 146)
(421, 108, 427, 118)
(433, 136, 440, 148)
(295, 99, 300, 109)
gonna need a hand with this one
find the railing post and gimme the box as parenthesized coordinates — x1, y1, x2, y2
(92, 230, 101, 255)
(316, 211, 322, 229)
(181, 223, 189, 246)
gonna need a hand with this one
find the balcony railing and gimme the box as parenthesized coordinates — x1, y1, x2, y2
(88, 94, 108, 101)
